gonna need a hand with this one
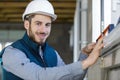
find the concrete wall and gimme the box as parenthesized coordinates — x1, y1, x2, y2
(48, 23, 73, 64)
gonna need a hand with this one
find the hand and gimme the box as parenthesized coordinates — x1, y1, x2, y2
(82, 42, 96, 55)
(82, 36, 104, 69)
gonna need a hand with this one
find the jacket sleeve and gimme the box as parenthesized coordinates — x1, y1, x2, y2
(55, 51, 65, 66)
(77, 52, 89, 80)
(2, 46, 85, 80)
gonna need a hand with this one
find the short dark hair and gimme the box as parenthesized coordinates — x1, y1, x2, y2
(24, 14, 36, 23)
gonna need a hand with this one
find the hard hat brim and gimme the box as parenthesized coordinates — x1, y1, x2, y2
(23, 11, 57, 21)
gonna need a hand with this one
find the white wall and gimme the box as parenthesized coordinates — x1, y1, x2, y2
(92, 0, 120, 42)
(111, 0, 120, 26)
(92, 0, 101, 42)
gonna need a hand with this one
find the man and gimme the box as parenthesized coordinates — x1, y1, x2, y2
(0, 0, 104, 80)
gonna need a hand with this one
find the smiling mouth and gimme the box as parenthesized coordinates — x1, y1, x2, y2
(37, 33, 46, 38)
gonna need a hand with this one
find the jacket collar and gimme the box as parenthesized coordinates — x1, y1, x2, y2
(22, 32, 40, 53)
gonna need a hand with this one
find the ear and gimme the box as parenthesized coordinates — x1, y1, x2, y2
(24, 20, 29, 30)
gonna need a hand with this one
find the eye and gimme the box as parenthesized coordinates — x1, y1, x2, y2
(46, 23, 51, 27)
(36, 22, 42, 26)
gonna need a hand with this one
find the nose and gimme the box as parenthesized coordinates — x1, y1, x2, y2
(39, 24, 46, 32)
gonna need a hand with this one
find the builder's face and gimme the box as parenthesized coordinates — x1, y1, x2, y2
(24, 14, 52, 44)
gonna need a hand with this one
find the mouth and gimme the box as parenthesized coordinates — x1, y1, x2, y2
(37, 33, 47, 39)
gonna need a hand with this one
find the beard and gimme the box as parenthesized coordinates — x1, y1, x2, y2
(28, 26, 45, 45)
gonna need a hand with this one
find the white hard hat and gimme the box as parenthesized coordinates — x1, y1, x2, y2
(22, 0, 57, 21)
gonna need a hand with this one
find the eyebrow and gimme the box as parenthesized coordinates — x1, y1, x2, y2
(35, 21, 51, 24)
(34, 21, 52, 26)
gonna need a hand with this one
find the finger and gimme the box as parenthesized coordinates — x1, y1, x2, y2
(89, 42, 96, 46)
(88, 42, 96, 49)
(94, 36, 104, 50)
(96, 36, 104, 45)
